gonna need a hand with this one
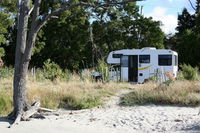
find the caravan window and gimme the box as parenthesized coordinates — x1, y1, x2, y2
(158, 55, 172, 66)
(175, 55, 178, 66)
(121, 56, 128, 67)
(113, 54, 122, 58)
(139, 55, 150, 63)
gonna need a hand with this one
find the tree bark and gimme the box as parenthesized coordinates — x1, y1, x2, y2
(13, 0, 30, 119)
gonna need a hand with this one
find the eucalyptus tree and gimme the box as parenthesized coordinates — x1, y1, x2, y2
(12, 0, 142, 124)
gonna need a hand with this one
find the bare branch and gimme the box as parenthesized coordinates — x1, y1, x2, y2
(188, 0, 196, 11)
(28, 6, 34, 16)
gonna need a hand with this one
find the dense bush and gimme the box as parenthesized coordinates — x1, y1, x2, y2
(0, 67, 14, 79)
(95, 60, 109, 82)
(43, 59, 64, 81)
(61, 95, 102, 110)
(181, 64, 199, 80)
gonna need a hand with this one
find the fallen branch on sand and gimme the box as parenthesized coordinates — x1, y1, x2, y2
(9, 101, 55, 128)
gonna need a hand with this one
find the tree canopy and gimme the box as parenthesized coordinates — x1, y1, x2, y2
(165, 1, 200, 67)
(0, 0, 165, 70)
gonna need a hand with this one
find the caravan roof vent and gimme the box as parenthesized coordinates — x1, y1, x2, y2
(141, 47, 156, 50)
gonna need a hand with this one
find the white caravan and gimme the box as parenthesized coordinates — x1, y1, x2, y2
(107, 47, 178, 83)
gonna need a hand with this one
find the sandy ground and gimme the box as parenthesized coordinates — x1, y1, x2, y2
(1, 90, 200, 133)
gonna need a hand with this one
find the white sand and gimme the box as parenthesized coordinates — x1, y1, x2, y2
(1, 90, 200, 133)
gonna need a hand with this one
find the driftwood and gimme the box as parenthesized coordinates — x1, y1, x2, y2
(39, 107, 55, 112)
(9, 101, 54, 128)
(22, 102, 41, 120)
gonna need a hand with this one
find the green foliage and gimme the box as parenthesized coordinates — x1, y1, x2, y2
(96, 60, 109, 82)
(176, 8, 195, 33)
(32, 8, 90, 70)
(28, 0, 164, 71)
(43, 59, 63, 81)
(171, 7, 200, 67)
(80, 69, 93, 81)
(181, 64, 199, 80)
(0, 11, 13, 44)
(61, 95, 102, 110)
(148, 75, 157, 82)
(132, 17, 165, 49)
(0, 67, 13, 79)
(0, 47, 5, 58)
(2, 0, 165, 71)
(0, 0, 16, 12)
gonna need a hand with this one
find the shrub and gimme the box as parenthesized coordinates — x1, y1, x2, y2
(181, 64, 199, 80)
(0, 67, 14, 79)
(61, 95, 102, 110)
(80, 69, 93, 81)
(62, 69, 71, 81)
(34, 68, 46, 81)
(43, 59, 63, 81)
(95, 60, 109, 82)
(0, 47, 5, 58)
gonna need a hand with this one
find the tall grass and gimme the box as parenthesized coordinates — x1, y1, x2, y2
(0, 79, 13, 115)
(27, 80, 131, 110)
(121, 80, 200, 106)
(0, 68, 132, 116)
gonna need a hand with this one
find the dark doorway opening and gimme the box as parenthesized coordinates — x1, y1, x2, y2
(128, 55, 138, 82)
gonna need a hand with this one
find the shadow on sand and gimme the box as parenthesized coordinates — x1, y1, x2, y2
(0, 117, 13, 125)
(181, 124, 200, 132)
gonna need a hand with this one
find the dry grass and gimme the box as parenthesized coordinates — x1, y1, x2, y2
(121, 80, 200, 106)
(0, 79, 13, 115)
(27, 80, 132, 109)
(0, 77, 132, 116)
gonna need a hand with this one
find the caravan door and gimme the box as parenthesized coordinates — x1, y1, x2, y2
(128, 55, 138, 82)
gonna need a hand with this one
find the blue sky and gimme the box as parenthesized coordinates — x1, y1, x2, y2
(137, 0, 196, 34)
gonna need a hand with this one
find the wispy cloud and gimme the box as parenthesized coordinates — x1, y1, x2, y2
(145, 6, 177, 34)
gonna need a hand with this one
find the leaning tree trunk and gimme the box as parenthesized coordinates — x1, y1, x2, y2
(12, 0, 30, 119)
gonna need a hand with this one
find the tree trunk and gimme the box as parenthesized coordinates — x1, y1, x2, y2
(12, 0, 30, 119)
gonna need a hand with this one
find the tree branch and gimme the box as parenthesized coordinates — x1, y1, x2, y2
(24, 0, 142, 63)
(188, 0, 196, 11)
(36, 0, 143, 32)
(28, 6, 34, 16)
(23, 0, 42, 62)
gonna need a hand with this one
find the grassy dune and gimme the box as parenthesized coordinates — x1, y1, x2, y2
(121, 80, 200, 106)
(0, 77, 132, 116)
